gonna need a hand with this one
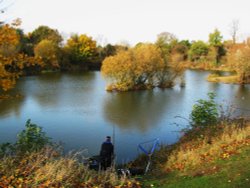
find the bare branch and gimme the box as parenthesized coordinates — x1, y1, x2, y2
(229, 20, 239, 44)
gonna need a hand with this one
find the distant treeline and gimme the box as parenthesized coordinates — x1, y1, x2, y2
(0, 19, 128, 91)
(1, 19, 250, 92)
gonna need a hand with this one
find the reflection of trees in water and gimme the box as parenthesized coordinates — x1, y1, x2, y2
(0, 72, 97, 117)
(233, 85, 250, 117)
(212, 84, 250, 117)
(0, 96, 25, 118)
(0, 79, 26, 118)
(30, 72, 96, 108)
(31, 73, 63, 107)
(102, 90, 169, 132)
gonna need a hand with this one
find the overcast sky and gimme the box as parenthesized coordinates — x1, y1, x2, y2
(2, 0, 250, 45)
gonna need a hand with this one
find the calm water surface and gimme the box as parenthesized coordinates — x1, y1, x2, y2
(0, 70, 250, 163)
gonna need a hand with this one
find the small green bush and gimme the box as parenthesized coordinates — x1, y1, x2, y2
(190, 92, 219, 127)
(0, 119, 51, 156)
(16, 119, 51, 153)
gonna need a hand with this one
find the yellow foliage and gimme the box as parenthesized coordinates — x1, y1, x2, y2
(101, 43, 179, 91)
(0, 24, 19, 57)
(65, 34, 97, 63)
(34, 39, 60, 70)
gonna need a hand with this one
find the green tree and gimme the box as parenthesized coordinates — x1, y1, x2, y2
(188, 41, 209, 62)
(190, 92, 219, 127)
(17, 29, 34, 56)
(97, 43, 117, 62)
(29, 25, 63, 45)
(208, 29, 224, 65)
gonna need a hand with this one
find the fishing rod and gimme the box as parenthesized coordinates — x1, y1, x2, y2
(112, 123, 116, 164)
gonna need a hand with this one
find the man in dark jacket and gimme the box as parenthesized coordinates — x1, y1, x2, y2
(100, 136, 114, 170)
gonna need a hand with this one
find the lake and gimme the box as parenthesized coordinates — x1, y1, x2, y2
(0, 70, 250, 163)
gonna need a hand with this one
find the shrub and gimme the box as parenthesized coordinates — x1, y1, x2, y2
(16, 119, 51, 154)
(190, 92, 219, 127)
(0, 119, 51, 156)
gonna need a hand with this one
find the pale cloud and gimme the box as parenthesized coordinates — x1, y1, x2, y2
(4, 0, 250, 45)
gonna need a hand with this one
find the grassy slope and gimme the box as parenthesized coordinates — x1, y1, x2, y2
(142, 124, 250, 188)
(143, 147, 250, 188)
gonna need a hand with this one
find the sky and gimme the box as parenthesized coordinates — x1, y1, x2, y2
(2, 0, 250, 46)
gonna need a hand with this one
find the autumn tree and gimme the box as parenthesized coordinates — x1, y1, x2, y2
(171, 40, 191, 63)
(0, 23, 19, 91)
(102, 50, 134, 91)
(34, 39, 60, 70)
(0, 20, 43, 91)
(65, 34, 97, 65)
(234, 39, 250, 84)
(102, 43, 183, 91)
(133, 44, 164, 87)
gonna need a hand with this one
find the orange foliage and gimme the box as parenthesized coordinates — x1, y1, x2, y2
(0, 22, 43, 92)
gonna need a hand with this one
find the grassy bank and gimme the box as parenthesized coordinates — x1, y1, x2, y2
(140, 123, 250, 187)
(207, 74, 239, 84)
(181, 61, 243, 84)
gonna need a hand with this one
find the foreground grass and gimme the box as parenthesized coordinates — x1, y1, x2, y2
(141, 123, 250, 188)
(0, 147, 140, 188)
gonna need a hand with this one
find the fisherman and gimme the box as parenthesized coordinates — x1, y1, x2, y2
(100, 136, 114, 170)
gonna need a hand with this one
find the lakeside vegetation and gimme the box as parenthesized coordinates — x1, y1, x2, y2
(1, 18, 250, 93)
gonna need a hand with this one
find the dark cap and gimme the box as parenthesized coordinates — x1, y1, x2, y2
(106, 136, 111, 139)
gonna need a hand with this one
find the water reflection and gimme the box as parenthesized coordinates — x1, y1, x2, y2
(103, 90, 172, 132)
(233, 85, 250, 116)
(0, 70, 250, 161)
(0, 96, 25, 118)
